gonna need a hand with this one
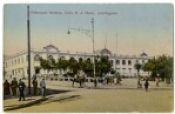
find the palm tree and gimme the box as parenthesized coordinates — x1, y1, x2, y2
(134, 63, 142, 88)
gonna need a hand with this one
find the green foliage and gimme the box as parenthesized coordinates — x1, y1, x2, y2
(68, 57, 79, 75)
(40, 57, 49, 70)
(95, 56, 112, 77)
(83, 58, 93, 77)
(56, 58, 69, 71)
(39, 55, 112, 78)
(142, 55, 173, 84)
(134, 63, 142, 75)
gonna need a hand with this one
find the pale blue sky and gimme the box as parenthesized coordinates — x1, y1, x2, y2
(4, 4, 173, 56)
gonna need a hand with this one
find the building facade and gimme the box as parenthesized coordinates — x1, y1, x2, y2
(4, 45, 151, 80)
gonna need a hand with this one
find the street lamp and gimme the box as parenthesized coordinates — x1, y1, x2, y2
(67, 18, 96, 86)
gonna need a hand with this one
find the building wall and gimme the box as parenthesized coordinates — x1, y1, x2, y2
(4, 47, 150, 79)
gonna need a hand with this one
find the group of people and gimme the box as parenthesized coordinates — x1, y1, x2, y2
(4, 78, 26, 101)
(72, 71, 86, 88)
(71, 71, 123, 88)
(4, 77, 47, 101)
(71, 71, 150, 92)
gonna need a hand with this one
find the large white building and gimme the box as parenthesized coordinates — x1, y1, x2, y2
(4, 45, 151, 79)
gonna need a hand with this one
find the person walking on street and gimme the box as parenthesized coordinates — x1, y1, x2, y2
(117, 75, 122, 85)
(155, 77, 160, 87)
(11, 78, 18, 96)
(94, 78, 97, 87)
(18, 79, 26, 101)
(32, 78, 38, 95)
(144, 79, 149, 92)
(114, 76, 117, 85)
(40, 78, 46, 98)
(72, 74, 78, 87)
(4, 80, 10, 96)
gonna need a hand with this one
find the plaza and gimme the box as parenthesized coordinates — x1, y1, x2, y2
(4, 79, 173, 113)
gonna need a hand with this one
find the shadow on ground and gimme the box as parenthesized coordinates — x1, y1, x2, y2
(4, 87, 71, 100)
(4, 94, 81, 111)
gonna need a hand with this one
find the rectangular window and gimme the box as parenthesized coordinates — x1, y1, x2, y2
(122, 60, 126, 65)
(142, 60, 145, 64)
(116, 60, 120, 65)
(136, 60, 139, 63)
(21, 57, 24, 63)
(128, 60, 132, 65)
(110, 60, 113, 65)
(128, 68, 132, 73)
(18, 58, 20, 64)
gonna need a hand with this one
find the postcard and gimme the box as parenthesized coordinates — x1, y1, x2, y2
(3, 4, 173, 113)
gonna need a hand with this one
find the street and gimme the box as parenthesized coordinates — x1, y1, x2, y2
(5, 79, 173, 113)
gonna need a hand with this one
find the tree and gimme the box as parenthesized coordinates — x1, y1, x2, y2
(78, 58, 84, 71)
(40, 57, 49, 74)
(56, 57, 69, 76)
(142, 55, 173, 84)
(47, 56, 56, 73)
(83, 58, 93, 77)
(134, 63, 142, 88)
(156, 55, 173, 84)
(142, 59, 155, 77)
(68, 57, 79, 76)
(95, 56, 112, 77)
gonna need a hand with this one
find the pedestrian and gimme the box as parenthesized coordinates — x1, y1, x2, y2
(117, 75, 122, 85)
(79, 70, 84, 88)
(32, 78, 38, 95)
(4, 80, 10, 96)
(106, 74, 109, 85)
(72, 74, 78, 87)
(11, 77, 18, 96)
(114, 76, 117, 85)
(144, 79, 149, 92)
(40, 78, 46, 98)
(155, 77, 160, 87)
(94, 78, 97, 87)
(18, 79, 26, 101)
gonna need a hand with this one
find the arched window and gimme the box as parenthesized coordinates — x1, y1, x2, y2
(34, 54, 40, 61)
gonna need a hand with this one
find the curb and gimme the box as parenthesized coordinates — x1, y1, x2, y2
(4, 97, 49, 111)
(4, 94, 81, 111)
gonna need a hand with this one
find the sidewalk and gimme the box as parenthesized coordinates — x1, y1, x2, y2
(4, 96, 46, 111)
(4, 91, 80, 111)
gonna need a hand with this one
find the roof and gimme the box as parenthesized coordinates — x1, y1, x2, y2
(43, 44, 60, 53)
(100, 48, 112, 55)
(140, 52, 148, 57)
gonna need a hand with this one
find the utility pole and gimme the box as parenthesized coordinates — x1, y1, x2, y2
(91, 18, 96, 83)
(27, 5, 31, 95)
(116, 32, 118, 56)
(67, 18, 96, 87)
